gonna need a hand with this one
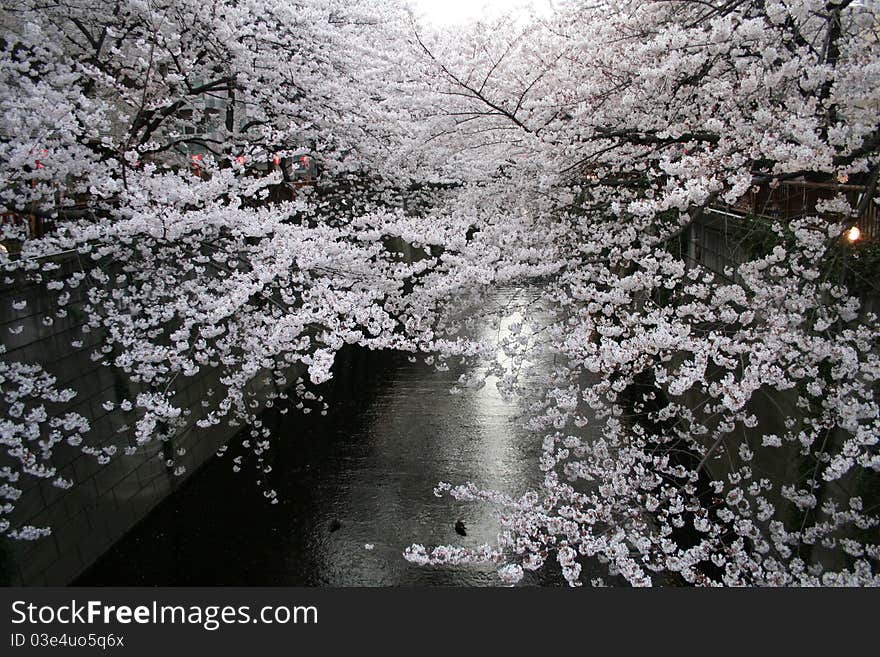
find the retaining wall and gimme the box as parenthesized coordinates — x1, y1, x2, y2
(0, 253, 296, 585)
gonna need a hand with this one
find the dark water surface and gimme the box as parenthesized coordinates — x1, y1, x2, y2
(77, 290, 567, 586)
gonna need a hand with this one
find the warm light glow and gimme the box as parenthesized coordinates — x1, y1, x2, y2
(847, 226, 861, 242)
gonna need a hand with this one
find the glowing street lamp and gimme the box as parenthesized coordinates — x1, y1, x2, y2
(846, 226, 861, 243)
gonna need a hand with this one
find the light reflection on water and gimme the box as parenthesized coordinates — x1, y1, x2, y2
(77, 288, 570, 586)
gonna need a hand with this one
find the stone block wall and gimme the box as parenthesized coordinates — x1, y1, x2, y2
(0, 253, 295, 584)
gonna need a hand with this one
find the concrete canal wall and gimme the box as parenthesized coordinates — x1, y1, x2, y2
(0, 253, 298, 585)
(684, 210, 879, 573)
(1, 212, 870, 584)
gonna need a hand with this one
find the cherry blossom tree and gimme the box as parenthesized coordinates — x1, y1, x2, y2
(402, 0, 880, 586)
(0, 0, 440, 539)
(2, 0, 879, 588)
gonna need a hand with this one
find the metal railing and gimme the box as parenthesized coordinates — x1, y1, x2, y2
(722, 180, 880, 240)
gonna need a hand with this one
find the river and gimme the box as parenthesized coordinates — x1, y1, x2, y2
(76, 288, 570, 586)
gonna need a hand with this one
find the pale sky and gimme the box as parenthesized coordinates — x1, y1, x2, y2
(408, 0, 554, 26)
